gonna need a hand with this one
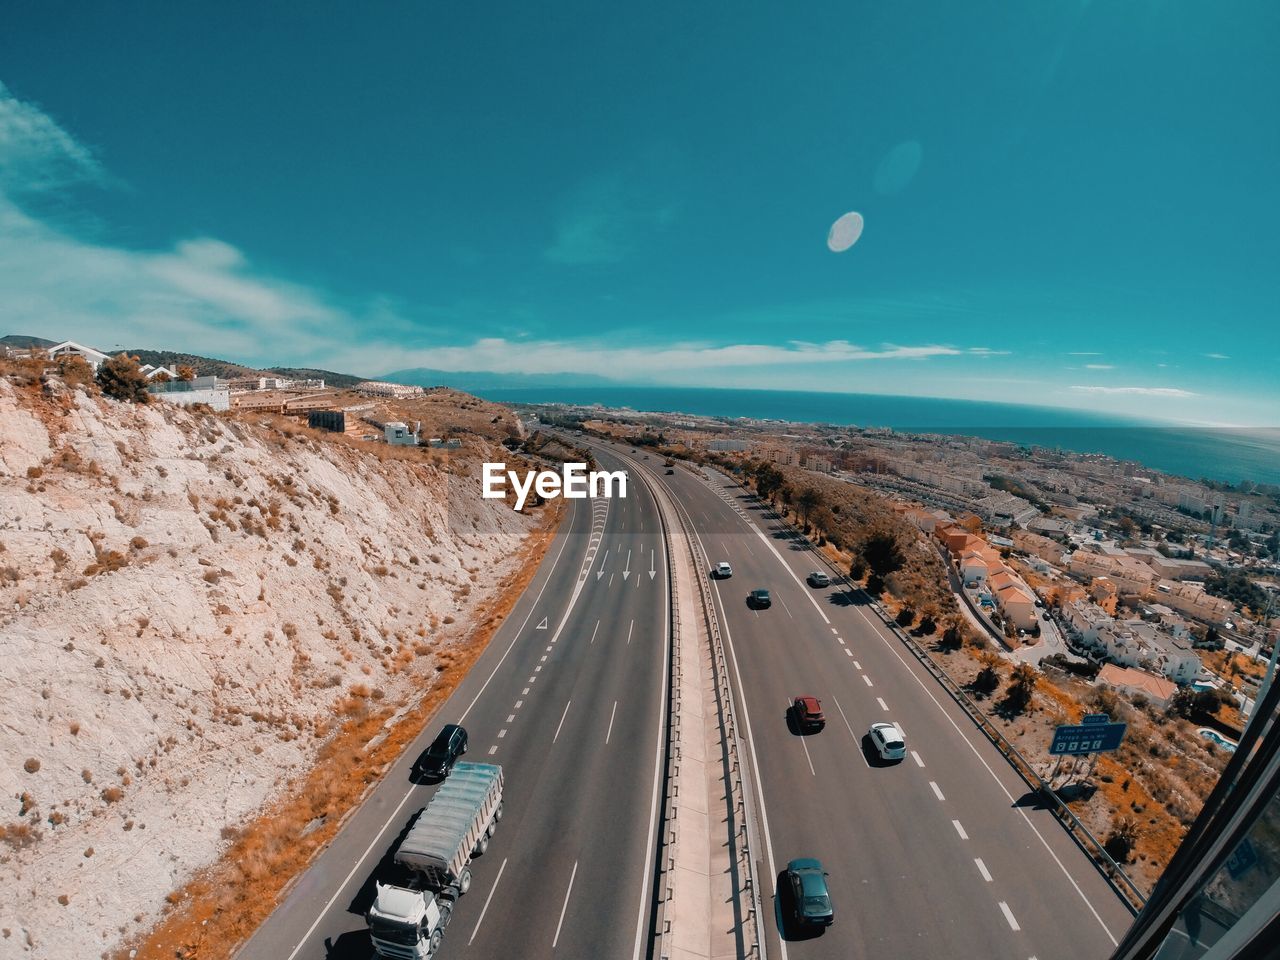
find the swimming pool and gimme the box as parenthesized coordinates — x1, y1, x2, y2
(1199, 728, 1238, 752)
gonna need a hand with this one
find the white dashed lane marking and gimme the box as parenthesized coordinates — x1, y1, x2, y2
(862, 675, 873, 687)
(606, 700, 618, 745)
(911, 750, 925, 767)
(999, 902, 1021, 931)
(553, 699, 572, 743)
(853, 660, 861, 670)
(876, 697, 889, 712)
(976, 858, 992, 882)
(498, 729, 507, 739)
(953, 820, 969, 840)
(487, 745, 498, 755)
(929, 781, 945, 801)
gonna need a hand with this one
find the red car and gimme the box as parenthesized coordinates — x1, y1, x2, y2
(793, 696, 825, 730)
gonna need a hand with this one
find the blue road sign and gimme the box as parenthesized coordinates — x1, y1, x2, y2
(1082, 713, 1110, 724)
(1050, 721, 1127, 756)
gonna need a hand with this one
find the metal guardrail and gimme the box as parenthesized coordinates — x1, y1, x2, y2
(709, 469, 1149, 915)
(665, 489, 766, 959)
(635, 456, 764, 960)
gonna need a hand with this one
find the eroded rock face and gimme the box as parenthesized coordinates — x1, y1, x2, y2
(0, 377, 533, 957)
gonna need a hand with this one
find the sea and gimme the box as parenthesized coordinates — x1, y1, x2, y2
(471, 386, 1280, 487)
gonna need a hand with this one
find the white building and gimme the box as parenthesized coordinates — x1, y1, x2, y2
(1097, 619, 1202, 684)
(355, 381, 424, 399)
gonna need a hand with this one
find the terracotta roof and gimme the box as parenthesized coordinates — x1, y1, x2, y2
(1097, 664, 1177, 701)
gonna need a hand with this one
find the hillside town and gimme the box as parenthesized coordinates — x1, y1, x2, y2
(535, 399, 1279, 730)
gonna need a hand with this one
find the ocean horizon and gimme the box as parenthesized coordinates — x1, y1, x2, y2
(470, 385, 1280, 487)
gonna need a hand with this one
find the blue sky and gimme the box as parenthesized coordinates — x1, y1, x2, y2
(1, 2, 1277, 425)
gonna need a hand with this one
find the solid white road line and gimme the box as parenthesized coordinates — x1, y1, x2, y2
(553, 699, 572, 743)
(912, 750, 925, 767)
(590, 619, 600, 644)
(877, 697, 889, 712)
(468, 856, 509, 944)
(999, 901, 1021, 932)
(607, 453, 671, 960)
(975, 858, 992, 882)
(283, 506, 584, 960)
(553, 860, 579, 948)
(929, 781, 945, 801)
(833, 696, 870, 770)
(694, 528, 790, 960)
(843, 599, 1120, 944)
(606, 700, 618, 745)
(627, 618, 634, 644)
(953, 819, 969, 840)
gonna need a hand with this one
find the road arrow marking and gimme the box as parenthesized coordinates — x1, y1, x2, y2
(648, 548, 656, 580)
(623, 548, 632, 580)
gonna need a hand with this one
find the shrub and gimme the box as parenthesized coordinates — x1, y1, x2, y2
(1104, 818, 1139, 863)
(972, 666, 1000, 696)
(96, 353, 151, 404)
(917, 615, 938, 636)
(939, 623, 964, 651)
(896, 607, 916, 627)
(23, 757, 41, 774)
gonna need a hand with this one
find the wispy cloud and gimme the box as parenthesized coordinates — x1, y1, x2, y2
(545, 153, 681, 265)
(967, 346, 1011, 356)
(1084, 363, 1114, 370)
(1205, 353, 1230, 360)
(0, 81, 101, 193)
(362, 338, 973, 380)
(1067, 351, 1102, 356)
(1070, 385, 1198, 399)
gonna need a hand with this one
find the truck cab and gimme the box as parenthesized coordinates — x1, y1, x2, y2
(368, 883, 455, 959)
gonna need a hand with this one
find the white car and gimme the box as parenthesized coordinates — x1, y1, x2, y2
(714, 561, 733, 578)
(868, 722, 906, 762)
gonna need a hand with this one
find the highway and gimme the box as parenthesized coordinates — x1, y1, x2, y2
(647, 455, 1138, 960)
(238, 443, 670, 960)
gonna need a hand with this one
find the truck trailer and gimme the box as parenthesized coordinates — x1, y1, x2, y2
(368, 762, 504, 959)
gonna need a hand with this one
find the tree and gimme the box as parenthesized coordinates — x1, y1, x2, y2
(796, 487, 821, 529)
(939, 623, 964, 651)
(1104, 818, 1139, 863)
(860, 528, 905, 579)
(849, 558, 866, 582)
(972, 665, 1000, 696)
(999, 664, 1037, 714)
(176, 364, 196, 381)
(917, 614, 938, 636)
(896, 607, 916, 628)
(96, 353, 151, 404)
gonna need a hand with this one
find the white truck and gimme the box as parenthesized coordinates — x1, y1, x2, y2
(368, 762, 504, 959)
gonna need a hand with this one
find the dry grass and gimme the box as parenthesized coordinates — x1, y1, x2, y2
(116, 505, 563, 960)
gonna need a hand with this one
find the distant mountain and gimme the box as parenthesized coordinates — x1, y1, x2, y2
(383, 368, 617, 392)
(1, 334, 59, 349)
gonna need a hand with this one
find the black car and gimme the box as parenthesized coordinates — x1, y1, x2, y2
(665, 468, 675, 475)
(414, 723, 468, 780)
(784, 858, 834, 927)
(748, 589, 772, 609)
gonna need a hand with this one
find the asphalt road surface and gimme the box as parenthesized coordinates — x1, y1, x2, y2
(654, 458, 1137, 960)
(239, 443, 670, 960)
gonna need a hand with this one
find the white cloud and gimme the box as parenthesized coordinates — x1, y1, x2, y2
(1069, 385, 1198, 399)
(1205, 353, 1230, 360)
(967, 346, 1011, 356)
(0, 81, 101, 193)
(1084, 363, 1114, 370)
(351, 337, 969, 380)
(1067, 351, 1102, 356)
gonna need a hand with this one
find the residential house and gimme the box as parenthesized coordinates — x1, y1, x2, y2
(1065, 598, 1112, 648)
(1096, 664, 1177, 709)
(47, 340, 111, 371)
(996, 583, 1040, 631)
(1011, 529, 1066, 566)
(1097, 620, 1202, 684)
(1156, 581, 1235, 626)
